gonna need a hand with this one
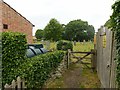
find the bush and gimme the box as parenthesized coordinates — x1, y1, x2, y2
(15, 51, 64, 88)
(56, 40, 73, 51)
(2, 32, 64, 88)
(2, 32, 27, 86)
(2, 49, 64, 88)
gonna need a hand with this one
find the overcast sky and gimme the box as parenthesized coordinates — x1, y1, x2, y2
(3, 0, 115, 36)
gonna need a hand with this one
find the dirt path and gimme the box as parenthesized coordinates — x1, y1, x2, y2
(62, 64, 83, 88)
(44, 63, 100, 88)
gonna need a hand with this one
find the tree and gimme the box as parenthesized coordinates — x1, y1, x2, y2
(35, 29, 44, 40)
(44, 18, 63, 41)
(86, 25, 95, 41)
(104, 19, 112, 29)
(64, 19, 95, 41)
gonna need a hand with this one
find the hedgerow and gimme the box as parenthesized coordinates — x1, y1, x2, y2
(110, 0, 120, 88)
(18, 51, 64, 88)
(2, 32, 27, 86)
(56, 40, 73, 51)
(2, 32, 64, 88)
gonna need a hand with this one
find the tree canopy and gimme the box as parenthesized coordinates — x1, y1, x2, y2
(104, 19, 112, 28)
(36, 18, 95, 42)
(44, 18, 63, 41)
(35, 29, 44, 40)
(64, 19, 95, 41)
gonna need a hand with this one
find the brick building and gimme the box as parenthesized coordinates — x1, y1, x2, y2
(0, 0, 34, 43)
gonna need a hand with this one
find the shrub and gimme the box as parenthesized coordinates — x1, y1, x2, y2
(2, 49, 64, 88)
(15, 51, 64, 88)
(56, 40, 63, 50)
(56, 40, 73, 51)
(2, 32, 64, 88)
(2, 32, 27, 86)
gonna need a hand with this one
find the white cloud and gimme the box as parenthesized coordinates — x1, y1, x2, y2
(3, 0, 115, 36)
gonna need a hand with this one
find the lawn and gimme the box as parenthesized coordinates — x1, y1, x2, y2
(35, 41, 94, 51)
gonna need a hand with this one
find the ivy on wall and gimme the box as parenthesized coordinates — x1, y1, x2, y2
(110, 0, 120, 88)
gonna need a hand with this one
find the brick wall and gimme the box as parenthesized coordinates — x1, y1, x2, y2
(0, 1, 2, 33)
(2, 2, 34, 43)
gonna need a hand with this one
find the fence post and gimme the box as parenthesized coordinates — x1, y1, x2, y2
(67, 49, 71, 69)
(22, 79, 25, 88)
(91, 49, 97, 71)
(4, 83, 10, 89)
(17, 76, 21, 89)
(63, 53, 67, 69)
(11, 80, 16, 89)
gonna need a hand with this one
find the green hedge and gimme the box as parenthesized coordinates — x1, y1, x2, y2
(56, 40, 73, 51)
(2, 32, 64, 88)
(14, 51, 64, 88)
(2, 32, 27, 86)
(110, 0, 120, 88)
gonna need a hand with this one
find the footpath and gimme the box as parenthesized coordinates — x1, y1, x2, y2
(44, 62, 101, 88)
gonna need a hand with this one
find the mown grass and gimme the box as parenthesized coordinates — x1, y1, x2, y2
(73, 42, 94, 51)
(35, 41, 94, 51)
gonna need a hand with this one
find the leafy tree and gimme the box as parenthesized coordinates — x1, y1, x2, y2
(86, 25, 95, 41)
(64, 19, 95, 41)
(61, 24, 66, 40)
(35, 29, 44, 40)
(104, 19, 112, 28)
(44, 18, 63, 41)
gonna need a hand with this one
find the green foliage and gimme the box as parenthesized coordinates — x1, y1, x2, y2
(110, 0, 120, 88)
(2, 48, 64, 88)
(64, 19, 95, 41)
(20, 51, 64, 88)
(104, 19, 112, 28)
(56, 40, 73, 51)
(35, 29, 44, 40)
(2, 32, 27, 86)
(44, 18, 64, 41)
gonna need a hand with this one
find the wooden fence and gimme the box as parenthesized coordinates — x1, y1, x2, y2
(95, 26, 117, 88)
(67, 49, 95, 69)
(4, 76, 26, 89)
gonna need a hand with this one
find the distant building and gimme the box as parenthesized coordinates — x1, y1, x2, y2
(0, 0, 34, 43)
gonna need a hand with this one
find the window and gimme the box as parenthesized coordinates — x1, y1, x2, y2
(3, 24, 8, 29)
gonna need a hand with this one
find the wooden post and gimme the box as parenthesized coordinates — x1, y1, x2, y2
(4, 83, 10, 89)
(63, 53, 66, 69)
(4, 76, 26, 89)
(67, 49, 71, 69)
(17, 76, 21, 89)
(11, 80, 16, 89)
(91, 49, 97, 71)
(22, 79, 25, 88)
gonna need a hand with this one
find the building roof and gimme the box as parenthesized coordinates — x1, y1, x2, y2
(3, 1, 35, 27)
